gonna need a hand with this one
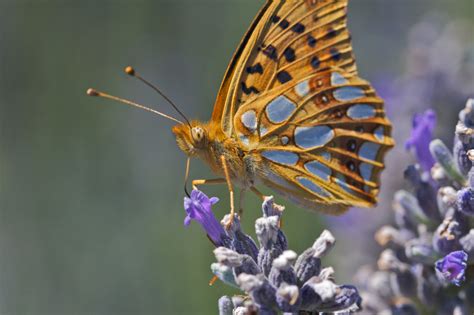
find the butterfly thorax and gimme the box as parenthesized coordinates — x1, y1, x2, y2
(172, 121, 257, 189)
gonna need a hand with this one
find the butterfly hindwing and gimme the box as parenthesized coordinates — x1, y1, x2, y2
(234, 68, 393, 211)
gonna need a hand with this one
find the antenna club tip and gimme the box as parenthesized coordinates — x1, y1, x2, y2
(125, 66, 135, 76)
(86, 88, 100, 97)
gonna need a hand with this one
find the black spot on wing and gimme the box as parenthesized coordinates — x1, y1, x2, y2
(326, 27, 337, 38)
(307, 35, 317, 47)
(279, 19, 290, 29)
(330, 48, 342, 61)
(311, 56, 320, 69)
(283, 47, 296, 62)
(246, 63, 263, 74)
(277, 71, 292, 84)
(241, 82, 260, 95)
(292, 23, 305, 34)
(262, 45, 278, 61)
(271, 15, 281, 23)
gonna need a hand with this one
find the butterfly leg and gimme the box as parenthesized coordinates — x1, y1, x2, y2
(220, 155, 236, 230)
(191, 178, 226, 190)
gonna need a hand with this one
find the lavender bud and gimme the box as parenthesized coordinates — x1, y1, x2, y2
(458, 98, 474, 127)
(255, 216, 280, 249)
(294, 247, 322, 285)
(300, 278, 332, 311)
(453, 135, 472, 175)
(437, 186, 458, 217)
(232, 296, 245, 308)
(317, 285, 361, 313)
(432, 216, 463, 255)
(430, 139, 467, 185)
(258, 248, 283, 278)
(312, 230, 336, 258)
(468, 161, 474, 187)
(375, 226, 416, 247)
(368, 271, 395, 300)
(394, 190, 430, 226)
(319, 267, 335, 281)
(218, 296, 234, 315)
(412, 264, 440, 305)
(431, 163, 450, 186)
(211, 263, 238, 288)
(237, 273, 278, 310)
(276, 283, 301, 312)
(405, 237, 438, 264)
(269, 251, 298, 287)
(222, 214, 259, 261)
(457, 187, 474, 216)
(404, 165, 440, 220)
(360, 292, 388, 313)
(214, 247, 260, 276)
(262, 196, 285, 218)
(377, 249, 416, 297)
(460, 229, 474, 261)
(232, 307, 248, 315)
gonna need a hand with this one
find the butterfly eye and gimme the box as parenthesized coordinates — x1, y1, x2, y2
(192, 127, 205, 143)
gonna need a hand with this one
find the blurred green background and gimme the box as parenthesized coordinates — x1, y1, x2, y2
(0, 0, 473, 314)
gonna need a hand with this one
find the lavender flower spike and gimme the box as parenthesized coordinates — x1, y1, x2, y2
(405, 109, 437, 172)
(184, 189, 225, 246)
(435, 250, 469, 286)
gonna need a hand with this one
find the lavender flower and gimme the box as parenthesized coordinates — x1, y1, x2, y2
(405, 109, 437, 172)
(183, 189, 226, 246)
(198, 196, 361, 314)
(356, 99, 474, 313)
(435, 250, 468, 286)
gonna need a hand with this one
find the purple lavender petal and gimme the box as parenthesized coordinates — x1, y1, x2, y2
(183, 189, 225, 246)
(405, 109, 437, 172)
(435, 250, 468, 286)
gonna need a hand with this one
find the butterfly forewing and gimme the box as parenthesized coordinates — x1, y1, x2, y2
(211, 0, 393, 213)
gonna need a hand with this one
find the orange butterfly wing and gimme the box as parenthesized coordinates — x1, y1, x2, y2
(211, 0, 393, 213)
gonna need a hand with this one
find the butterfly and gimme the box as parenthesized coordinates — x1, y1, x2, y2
(89, 0, 393, 220)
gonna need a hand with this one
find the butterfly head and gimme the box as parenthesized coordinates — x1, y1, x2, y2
(172, 122, 209, 156)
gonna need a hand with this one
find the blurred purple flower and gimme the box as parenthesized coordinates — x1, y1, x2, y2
(184, 189, 225, 246)
(435, 250, 468, 286)
(405, 109, 437, 172)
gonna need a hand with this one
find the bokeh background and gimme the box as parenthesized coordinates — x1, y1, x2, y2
(0, 0, 473, 314)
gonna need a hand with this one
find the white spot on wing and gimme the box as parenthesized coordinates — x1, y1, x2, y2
(265, 96, 297, 124)
(334, 87, 365, 101)
(295, 80, 310, 97)
(359, 142, 380, 161)
(374, 126, 385, 141)
(347, 104, 376, 120)
(241, 110, 257, 131)
(359, 163, 374, 181)
(331, 72, 348, 85)
(262, 150, 299, 165)
(304, 161, 331, 181)
(294, 126, 334, 149)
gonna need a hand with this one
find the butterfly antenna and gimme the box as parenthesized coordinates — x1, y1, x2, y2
(184, 157, 191, 197)
(125, 66, 192, 128)
(86, 88, 183, 124)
